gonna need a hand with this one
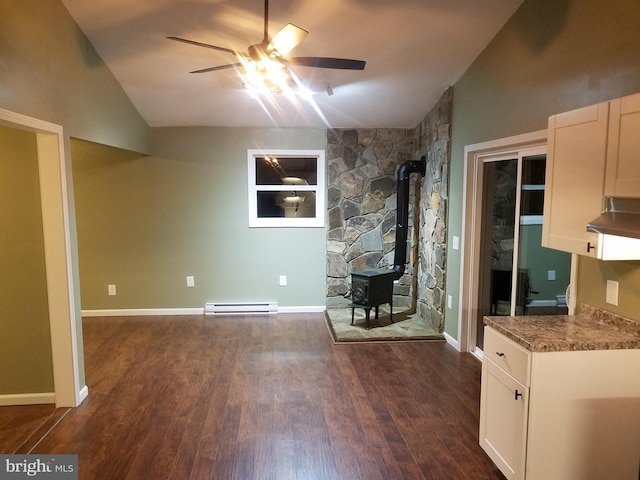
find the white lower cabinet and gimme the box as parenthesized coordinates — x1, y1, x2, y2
(480, 358, 529, 479)
(480, 326, 640, 480)
(480, 327, 531, 479)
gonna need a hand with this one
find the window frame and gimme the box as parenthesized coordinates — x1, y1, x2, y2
(247, 149, 326, 228)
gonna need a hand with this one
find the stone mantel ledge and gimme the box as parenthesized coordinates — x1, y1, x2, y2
(484, 305, 640, 353)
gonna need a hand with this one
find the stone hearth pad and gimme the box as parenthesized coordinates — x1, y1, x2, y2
(325, 307, 444, 342)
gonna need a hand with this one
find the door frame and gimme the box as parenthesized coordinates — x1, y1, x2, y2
(0, 108, 85, 407)
(459, 130, 577, 357)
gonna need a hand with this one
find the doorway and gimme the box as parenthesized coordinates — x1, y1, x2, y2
(460, 131, 576, 356)
(0, 108, 84, 407)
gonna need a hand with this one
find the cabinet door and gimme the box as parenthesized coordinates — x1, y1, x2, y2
(542, 102, 609, 256)
(605, 92, 640, 196)
(479, 359, 529, 480)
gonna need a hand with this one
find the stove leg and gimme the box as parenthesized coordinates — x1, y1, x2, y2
(350, 303, 372, 329)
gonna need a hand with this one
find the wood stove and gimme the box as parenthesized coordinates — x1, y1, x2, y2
(350, 268, 394, 329)
(348, 158, 425, 329)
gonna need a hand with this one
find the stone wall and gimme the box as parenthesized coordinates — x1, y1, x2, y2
(326, 129, 417, 309)
(489, 159, 518, 271)
(414, 88, 452, 331)
(325, 88, 452, 333)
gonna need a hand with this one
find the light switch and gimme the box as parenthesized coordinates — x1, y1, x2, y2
(606, 280, 619, 306)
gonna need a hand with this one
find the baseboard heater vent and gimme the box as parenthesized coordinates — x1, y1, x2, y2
(204, 302, 278, 315)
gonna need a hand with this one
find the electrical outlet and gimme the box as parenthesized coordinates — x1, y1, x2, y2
(279, 275, 287, 286)
(108, 284, 116, 296)
(547, 270, 556, 281)
(606, 280, 619, 305)
(186, 275, 195, 287)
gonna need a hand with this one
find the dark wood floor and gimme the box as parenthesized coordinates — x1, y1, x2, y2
(1, 313, 505, 479)
(0, 403, 70, 454)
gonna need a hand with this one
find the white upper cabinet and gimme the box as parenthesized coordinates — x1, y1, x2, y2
(542, 92, 640, 258)
(605, 93, 640, 197)
(542, 102, 609, 256)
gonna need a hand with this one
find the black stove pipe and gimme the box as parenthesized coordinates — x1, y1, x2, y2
(392, 157, 426, 280)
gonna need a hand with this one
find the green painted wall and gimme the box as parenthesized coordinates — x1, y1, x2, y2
(578, 259, 640, 320)
(0, 0, 150, 153)
(73, 127, 328, 310)
(0, 126, 54, 394)
(0, 1, 153, 398)
(519, 224, 571, 303)
(447, 0, 640, 338)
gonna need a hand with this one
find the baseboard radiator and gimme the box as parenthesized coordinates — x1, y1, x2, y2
(204, 302, 278, 315)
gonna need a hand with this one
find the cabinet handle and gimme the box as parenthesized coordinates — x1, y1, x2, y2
(495, 352, 505, 357)
(515, 390, 523, 400)
(587, 242, 596, 253)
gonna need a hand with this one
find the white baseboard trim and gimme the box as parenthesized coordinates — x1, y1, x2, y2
(78, 385, 89, 405)
(278, 306, 326, 314)
(0, 388, 89, 408)
(471, 348, 484, 362)
(444, 332, 460, 351)
(0, 392, 55, 406)
(82, 308, 204, 317)
(527, 300, 560, 307)
(82, 306, 327, 317)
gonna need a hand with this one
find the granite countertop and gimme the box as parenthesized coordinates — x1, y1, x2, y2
(484, 305, 640, 352)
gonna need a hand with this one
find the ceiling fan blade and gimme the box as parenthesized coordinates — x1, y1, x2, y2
(287, 57, 366, 70)
(167, 36, 243, 56)
(269, 24, 308, 55)
(190, 63, 243, 74)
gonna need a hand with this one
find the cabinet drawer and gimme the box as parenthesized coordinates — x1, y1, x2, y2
(484, 327, 531, 386)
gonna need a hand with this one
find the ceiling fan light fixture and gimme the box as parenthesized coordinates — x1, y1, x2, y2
(239, 57, 316, 102)
(168, 0, 365, 106)
(261, 60, 288, 86)
(239, 57, 287, 94)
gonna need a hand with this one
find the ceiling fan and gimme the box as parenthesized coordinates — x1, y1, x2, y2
(167, 0, 366, 77)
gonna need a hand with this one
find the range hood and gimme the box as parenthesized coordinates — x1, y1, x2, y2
(586, 196, 640, 260)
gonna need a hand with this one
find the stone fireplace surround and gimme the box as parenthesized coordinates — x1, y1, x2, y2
(326, 88, 452, 332)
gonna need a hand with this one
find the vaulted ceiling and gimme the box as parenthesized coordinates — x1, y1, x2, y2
(61, 0, 524, 129)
